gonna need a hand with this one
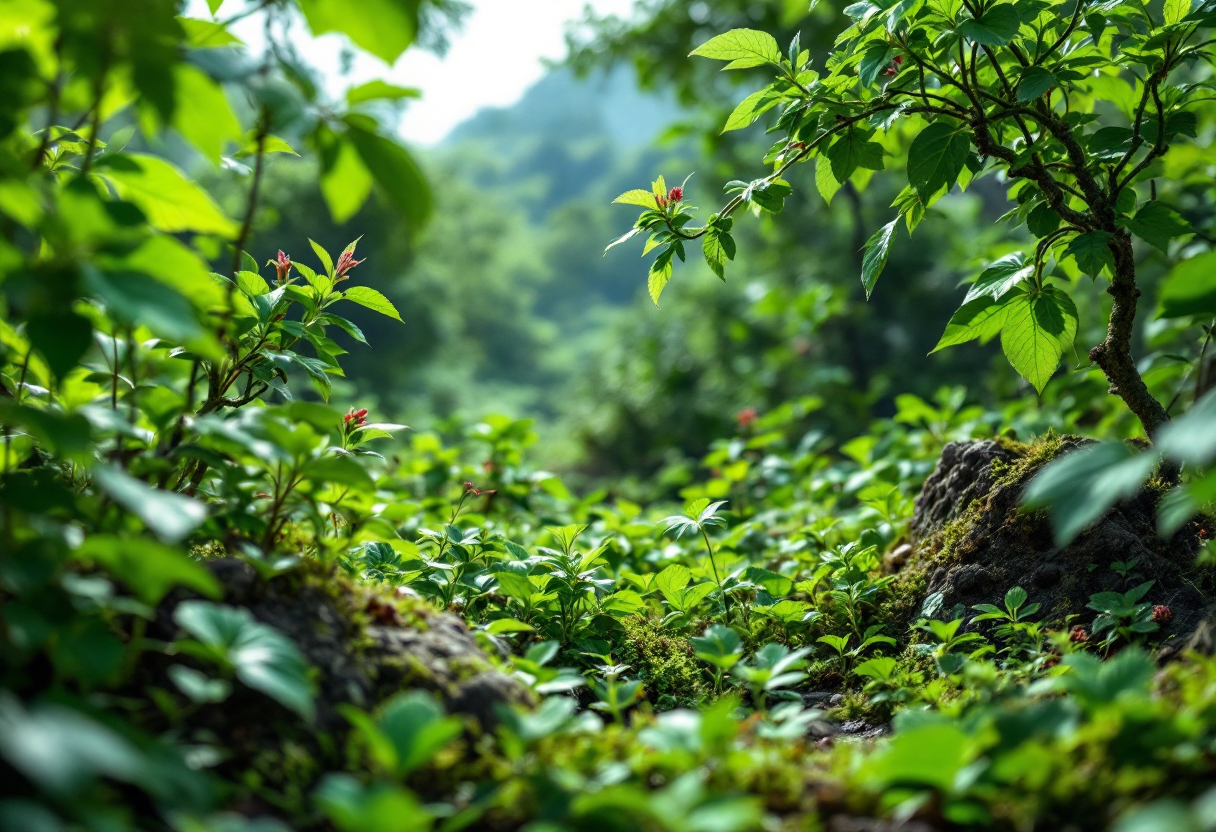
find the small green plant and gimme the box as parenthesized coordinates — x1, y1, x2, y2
(915, 617, 988, 676)
(690, 623, 744, 694)
(586, 658, 644, 724)
(1088, 581, 1161, 649)
(816, 627, 897, 674)
(732, 642, 812, 712)
(662, 499, 732, 622)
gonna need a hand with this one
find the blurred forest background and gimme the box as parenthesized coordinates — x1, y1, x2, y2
(213, 0, 1184, 489)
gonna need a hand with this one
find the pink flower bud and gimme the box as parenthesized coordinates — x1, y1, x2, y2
(1152, 605, 1172, 624)
(275, 250, 291, 283)
(335, 250, 365, 277)
(668, 186, 684, 203)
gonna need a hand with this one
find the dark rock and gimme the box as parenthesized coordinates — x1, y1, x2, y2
(910, 439, 1018, 544)
(829, 819, 942, 832)
(151, 558, 532, 742)
(902, 438, 1213, 649)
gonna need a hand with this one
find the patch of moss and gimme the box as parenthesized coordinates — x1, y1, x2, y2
(615, 617, 705, 709)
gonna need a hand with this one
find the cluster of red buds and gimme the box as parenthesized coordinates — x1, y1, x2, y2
(335, 249, 365, 279)
(656, 186, 684, 209)
(463, 481, 496, 497)
(1152, 605, 1172, 624)
(883, 54, 904, 77)
(344, 407, 368, 428)
(274, 250, 292, 283)
(737, 407, 758, 429)
(1069, 625, 1089, 643)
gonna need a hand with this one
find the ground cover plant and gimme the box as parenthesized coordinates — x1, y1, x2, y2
(3, 1, 1216, 832)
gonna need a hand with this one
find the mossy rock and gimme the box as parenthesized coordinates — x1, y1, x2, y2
(890, 436, 1213, 648)
(141, 558, 533, 808)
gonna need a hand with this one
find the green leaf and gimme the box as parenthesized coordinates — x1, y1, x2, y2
(177, 17, 242, 49)
(83, 268, 208, 349)
(964, 253, 1032, 303)
(321, 136, 375, 225)
(648, 248, 674, 306)
(907, 121, 970, 198)
(174, 601, 316, 720)
(1122, 201, 1192, 253)
(98, 154, 237, 237)
(656, 564, 692, 598)
(1157, 387, 1216, 467)
(613, 189, 660, 209)
(1024, 442, 1157, 544)
(703, 227, 736, 280)
(494, 571, 536, 603)
(743, 566, 793, 598)
(310, 239, 335, 277)
(827, 129, 885, 183)
(815, 156, 842, 206)
(958, 3, 1022, 44)
(1026, 202, 1061, 237)
(862, 724, 970, 791)
(858, 41, 895, 86)
(91, 465, 208, 542)
(999, 289, 1066, 393)
(1163, 0, 1190, 25)
(345, 123, 431, 228)
(26, 311, 92, 380)
(297, 0, 420, 64)
(304, 456, 375, 490)
(1159, 251, 1216, 318)
(373, 691, 462, 775)
(346, 80, 420, 105)
(1066, 231, 1115, 277)
(932, 294, 1011, 352)
(77, 535, 220, 605)
(343, 286, 402, 322)
(1016, 66, 1056, 102)
(723, 85, 782, 132)
(861, 219, 898, 299)
(171, 64, 240, 164)
(690, 29, 781, 68)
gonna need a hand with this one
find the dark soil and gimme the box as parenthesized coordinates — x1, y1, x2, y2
(896, 437, 1213, 649)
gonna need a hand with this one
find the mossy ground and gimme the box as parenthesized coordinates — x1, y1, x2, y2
(615, 616, 706, 708)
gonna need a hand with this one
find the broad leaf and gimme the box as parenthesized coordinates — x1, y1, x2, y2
(1122, 201, 1192, 252)
(99, 154, 236, 237)
(690, 29, 781, 68)
(1159, 251, 1216, 318)
(91, 465, 208, 542)
(343, 286, 403, 322)
(297, 0, 419, 64)
(999, 289, 1067, 392)
(861, 219, 898, 299)
(958, 4, 1021, 45)
(907, 122, 970, 198)
(1024, 442, 1157, 544)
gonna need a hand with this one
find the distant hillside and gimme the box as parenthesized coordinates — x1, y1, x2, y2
(438, 67, 680, 217)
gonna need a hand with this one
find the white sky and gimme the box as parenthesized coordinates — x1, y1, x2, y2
(189, 0, 635, 145)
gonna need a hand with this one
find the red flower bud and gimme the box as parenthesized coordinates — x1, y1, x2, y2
(736, 407, 758, 429)
(335, 249, 365, 277)
(275, 250, 292, 283)
(668, 186, 684, 203)
(1152, 605, 1172, 624)
(354, 408, 368, 419)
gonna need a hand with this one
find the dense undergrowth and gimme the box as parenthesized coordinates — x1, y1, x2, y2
(5, 1, 1216, 832)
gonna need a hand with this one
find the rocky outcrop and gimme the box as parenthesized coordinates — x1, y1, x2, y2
(895, 437, 1212, 649)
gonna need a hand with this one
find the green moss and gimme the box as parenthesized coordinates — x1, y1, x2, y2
(615, 617, 705, 709)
